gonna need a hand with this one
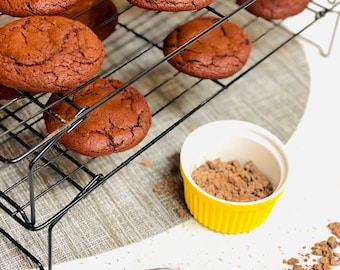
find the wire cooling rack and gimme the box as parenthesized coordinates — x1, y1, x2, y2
(0, 0, 339, 269)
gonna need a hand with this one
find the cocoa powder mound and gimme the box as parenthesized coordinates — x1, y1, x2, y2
(191, 158, 273, 202)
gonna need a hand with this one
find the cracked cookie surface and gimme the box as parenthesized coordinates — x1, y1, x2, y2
(127, 0, 215, 11)
(43, 78, 152, 157)
(0, 0, 81, 17)
(236, 0, 310, 20)
(163, 16, 251, 80)
(0, 15, 105, 94)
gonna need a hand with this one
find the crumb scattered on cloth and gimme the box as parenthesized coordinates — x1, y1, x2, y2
(153, 179, 189, 218)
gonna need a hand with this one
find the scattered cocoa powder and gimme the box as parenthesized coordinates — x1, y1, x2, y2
(283, 222, 340, 270)
(152, 179, 188, 218)
(153, 180, 179, 197)
(191, 158, 273, 202)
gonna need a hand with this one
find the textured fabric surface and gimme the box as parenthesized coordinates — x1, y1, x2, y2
(0, 2, 310, 269)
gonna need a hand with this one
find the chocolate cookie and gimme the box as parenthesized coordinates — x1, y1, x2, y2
(43, 78, 152, 157)
(0, 0, 81, 17)
(0, 84, 21, 100)
(236, 0, 310, 20)
(61, 0, 118, 41)
(163, 16, 251, 80)
(127, 0, 215, 11)
(0, 16, 105, 94)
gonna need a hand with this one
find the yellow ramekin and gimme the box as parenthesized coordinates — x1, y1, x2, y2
(180, 120, 289, 234)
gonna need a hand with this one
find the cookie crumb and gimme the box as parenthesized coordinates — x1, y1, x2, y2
(175, 207, 187, 218)
(285, 257, 300, 265)
(152, 184, 162, 195)
(328, 222, 340, 239)
(283, 222, 340, 270)
(141, 159, 152, 166)
(186, 125, 197, 132)
(292, 265, 304, 270)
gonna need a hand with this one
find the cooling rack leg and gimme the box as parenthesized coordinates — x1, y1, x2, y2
(308, 1, 340, 56)
(324, 8, 340, 56)
(27, 134, 63, 226)
(48, 225, 53, 270)
(0, 227, 44, 270)
(47, 213, 63, 270)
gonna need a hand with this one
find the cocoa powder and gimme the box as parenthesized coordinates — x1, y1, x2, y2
(191, 158, 273, 202)
(283, 222, 340, 270)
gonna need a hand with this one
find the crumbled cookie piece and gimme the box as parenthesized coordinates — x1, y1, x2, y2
(285, 257, 300, 265)
(141, 159, 152, 166)
(292, 265, 305, 270)
(328, 222, 340, 239)
(311, 237, 340, 267)
(283, 222, 340, 270)
(191, 158, 273, 202)
(175, 207, 188, 218)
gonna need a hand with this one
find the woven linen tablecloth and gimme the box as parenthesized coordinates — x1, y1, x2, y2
(0, 2, 310, 269)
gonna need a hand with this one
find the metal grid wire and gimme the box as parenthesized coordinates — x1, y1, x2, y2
(0, 0, 339, 269)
